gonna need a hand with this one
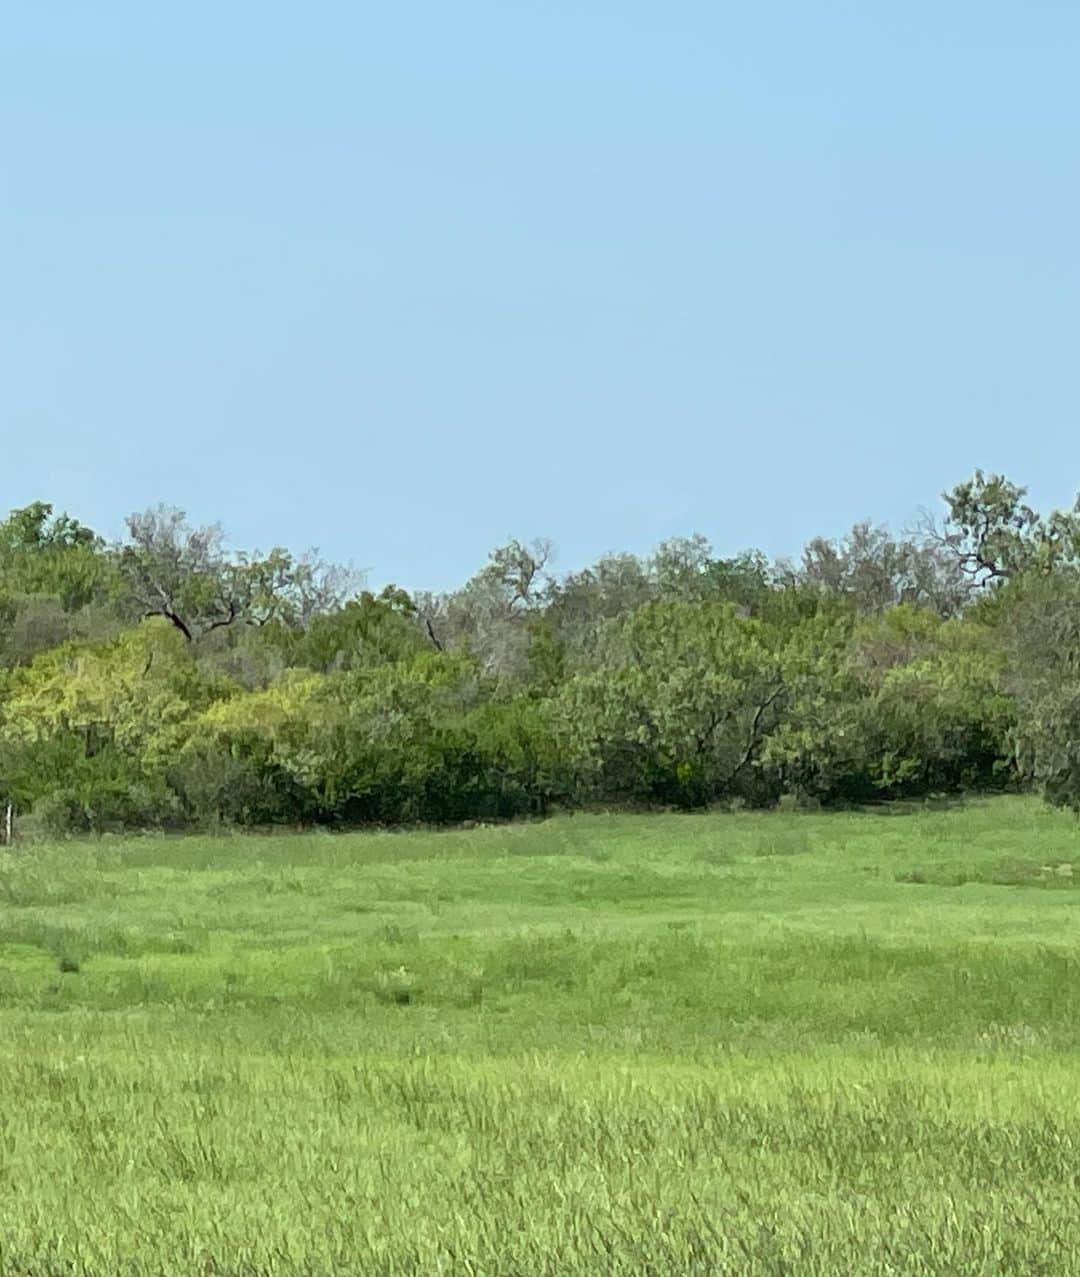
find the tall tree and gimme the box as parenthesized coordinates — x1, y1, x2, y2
(933, 472, 1044, 588)
(118, 507, 354, 641)
(794, 521, 967, 616)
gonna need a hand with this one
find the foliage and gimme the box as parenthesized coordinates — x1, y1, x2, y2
(932, 470, 1080, 589)
(117, 506, 354, 641)
(4, 472, 1080, 826)
(0, 621, 228, 830)
(996, 572, 1080, 810)
(791, 520, 968, 615)
(766, 606, 1011, 802)
(552, 601, 789, 808)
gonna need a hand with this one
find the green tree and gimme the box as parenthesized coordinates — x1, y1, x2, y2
(552, 602, 789, 808)
(792, 521, 967, 616)
(117, 507, 355, 641)
(765, 606, 1011, 802)
(995, 572, 1080, 809)
(0, 621, 228, 830)
(0, 502, 117, 616)
(283, 587, 425, 673)
(931, 471, 1080, 588)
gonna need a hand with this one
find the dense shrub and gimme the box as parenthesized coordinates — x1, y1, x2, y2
(8, 474, 1079, 830)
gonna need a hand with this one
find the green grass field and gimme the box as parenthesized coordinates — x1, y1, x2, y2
(3, 796, 1080, 1275)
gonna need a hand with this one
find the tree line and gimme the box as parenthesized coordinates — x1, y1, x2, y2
(0, 473, 1077, 833)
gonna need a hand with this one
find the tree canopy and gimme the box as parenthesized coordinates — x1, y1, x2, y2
(0, 475, 1075, 833)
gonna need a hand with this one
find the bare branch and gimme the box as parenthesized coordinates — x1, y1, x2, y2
(425, 616, 444, 652)
(729, 684, 786, 782)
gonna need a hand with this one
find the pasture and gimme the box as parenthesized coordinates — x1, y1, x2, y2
(2, 797, 1080, 1274)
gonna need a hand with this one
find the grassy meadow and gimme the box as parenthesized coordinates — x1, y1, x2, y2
(3, 796, 1080, 1274)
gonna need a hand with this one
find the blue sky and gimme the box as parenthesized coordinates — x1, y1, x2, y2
(5, 2, 1079, 589)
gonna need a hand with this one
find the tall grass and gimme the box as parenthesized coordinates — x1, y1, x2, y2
(2, 796, 1080, 1273)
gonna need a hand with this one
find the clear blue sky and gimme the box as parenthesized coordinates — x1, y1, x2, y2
(5, 2, 1079, 589)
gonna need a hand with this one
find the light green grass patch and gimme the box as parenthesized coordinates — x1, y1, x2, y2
(2, 796, 1080, 1273)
